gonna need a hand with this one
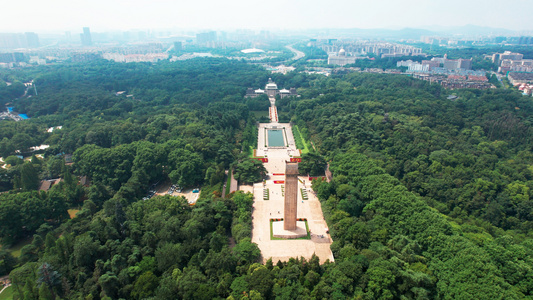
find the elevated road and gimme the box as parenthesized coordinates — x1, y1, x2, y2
(286, 44, 305, 61)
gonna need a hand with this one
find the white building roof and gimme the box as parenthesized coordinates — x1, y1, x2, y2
(279, 89, 290, 93)
(265, 83, 278, 90)
(255, 89, 265, 93)
(47, 126, 63, 133)
(241, 48, 265, 54)
(30, 144, 50, 151)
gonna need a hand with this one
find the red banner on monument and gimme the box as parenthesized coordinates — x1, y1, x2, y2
(254, 158, 268, 163)
(290, 157, 302, 162)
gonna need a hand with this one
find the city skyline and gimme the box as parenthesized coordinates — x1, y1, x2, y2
(1, 0, 532, 33)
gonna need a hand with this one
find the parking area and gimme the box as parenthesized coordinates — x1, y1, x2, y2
(145, 180, 200, 205)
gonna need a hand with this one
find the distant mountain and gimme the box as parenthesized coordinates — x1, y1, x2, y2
(300, 25, 522, 40)
(303, 27, 436, 40)
(421, 24, 517, 36)
(395, 27, 436, 39)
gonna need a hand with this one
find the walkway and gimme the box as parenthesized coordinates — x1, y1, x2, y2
(229, 171, 238, 194)
(249, 97, 334, 264)
(325, 164, 333, 182)
(222, 170, 228, 196)
(269, 105, 278, 123)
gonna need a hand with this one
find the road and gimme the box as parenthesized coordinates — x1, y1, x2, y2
(286, 44, 305, 61)
(222, 170, 228, 196)
(229, 170, 238, 194)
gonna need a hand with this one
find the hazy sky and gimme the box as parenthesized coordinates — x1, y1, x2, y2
(1, 0, 531, 33)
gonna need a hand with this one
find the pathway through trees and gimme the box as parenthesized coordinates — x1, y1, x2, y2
(247, 95, 333, 263)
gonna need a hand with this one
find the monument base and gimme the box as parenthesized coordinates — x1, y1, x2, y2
(272, 221, 308, 239)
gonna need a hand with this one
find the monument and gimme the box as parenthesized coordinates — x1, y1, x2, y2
(284, 161, 299, 230)
(245, 78, 299, 98)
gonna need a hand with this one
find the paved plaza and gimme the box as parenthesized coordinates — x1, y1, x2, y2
(247, 97, 334, 264)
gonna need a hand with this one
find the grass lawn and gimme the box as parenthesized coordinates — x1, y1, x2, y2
(292, 125, 310, 154)
(270, 219, 311, 240)
(263, 188, 269, 200)
(300, 188, 309, 200)
(6, 237, 32, 258)
(251, 111, 270, 122)
(68, 209, 80, 219)
(198, 182, 222, 200)
(247, 146, 255, 158)
(0, 286, 13, 300)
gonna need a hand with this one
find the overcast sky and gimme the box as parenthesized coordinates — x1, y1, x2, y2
(1, 0, 531, 33)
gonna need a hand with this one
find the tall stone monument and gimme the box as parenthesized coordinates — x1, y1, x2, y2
(284, 162, 299, 230)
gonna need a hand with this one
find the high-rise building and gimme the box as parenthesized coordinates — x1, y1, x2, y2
(443, 58, 472, 70)
(0, 52, 25, 63)
(493, 51, 523, 63)
(0, 33, 24, 49)
(80, 27, 93, 46)
(494, 36, 506, 43)
(24, 32, 40, 48)
(219, 31, 227, 41)
(173, 42, 182, 51)
(519, 36, 533, 45)
(0, 32, 39, 49)
(196, 31, 216, 44)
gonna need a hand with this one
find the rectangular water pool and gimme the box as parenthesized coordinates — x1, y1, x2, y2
(268, 129, 285, 147)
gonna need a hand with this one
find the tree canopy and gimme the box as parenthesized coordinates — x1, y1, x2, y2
(1, 57, 532, 299)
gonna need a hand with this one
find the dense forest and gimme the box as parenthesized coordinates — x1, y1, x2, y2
(0, 57, 532, 299)
(279, 72, 533, 298)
